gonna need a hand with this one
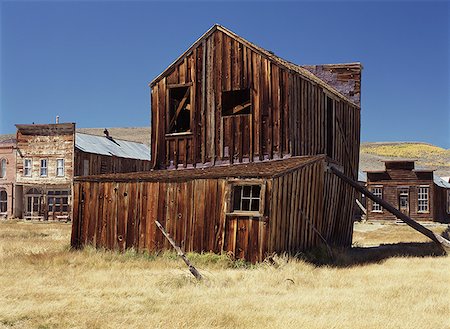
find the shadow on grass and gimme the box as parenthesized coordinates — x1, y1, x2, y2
(301, 241, 447, 268)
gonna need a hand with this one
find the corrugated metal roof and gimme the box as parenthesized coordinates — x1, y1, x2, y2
(434, 174, 450, 189)
(75, 133, 150, 161)
(358, 171, 367, 182)
(74, 155, 324, 183)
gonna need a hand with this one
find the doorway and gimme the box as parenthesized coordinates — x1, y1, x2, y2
(398, 188, 409, 215)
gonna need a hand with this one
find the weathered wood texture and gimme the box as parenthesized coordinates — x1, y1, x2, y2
(150, 27, 360, 178)
(71, 156, 349, 262)
(74, 149, 151, 176)
(366, 161, 449, 223)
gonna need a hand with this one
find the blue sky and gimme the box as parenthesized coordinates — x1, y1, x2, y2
(1, 1, 449, 148)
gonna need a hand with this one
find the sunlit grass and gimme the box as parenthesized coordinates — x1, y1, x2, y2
(361, 143, 449, 159)
(0, 220, 448, 329)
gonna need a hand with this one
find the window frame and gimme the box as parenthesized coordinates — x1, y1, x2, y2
(24, 159, 32, 177)
(0, 189, 7, 213)
(221, 88, 252, 117)
(56, 159, 65, 177)
(417, 185, 430, 213)
(166, 83, 193, 135)
(40, 159, 48, 177)
(371, 185, 383, 213)
(0, 158, 6, 178)
(226, 179, 266, 217)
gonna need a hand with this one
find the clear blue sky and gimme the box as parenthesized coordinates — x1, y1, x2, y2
(1, 1, 449, 148)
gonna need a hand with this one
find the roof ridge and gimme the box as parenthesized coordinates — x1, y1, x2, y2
(75, 132, 148, 145)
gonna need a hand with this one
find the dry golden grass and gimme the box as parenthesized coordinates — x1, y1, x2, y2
(0, 220, 449, 329)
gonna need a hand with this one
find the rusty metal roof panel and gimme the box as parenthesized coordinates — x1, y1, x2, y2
(74, 155, 325, 183)
(75, 133, 150, 161)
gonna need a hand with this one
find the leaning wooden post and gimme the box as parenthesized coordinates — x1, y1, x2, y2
(155, 220, 203, 280)
(329, 165, 450, 251)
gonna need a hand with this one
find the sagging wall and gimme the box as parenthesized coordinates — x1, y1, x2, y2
(71, 178, 270, 262)
(74, 149, 152, 176)
(71, 158, 340, 262)
(150, 28, 360, 178)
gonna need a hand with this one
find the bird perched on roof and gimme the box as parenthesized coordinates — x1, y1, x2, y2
(104, 128, 109, 137)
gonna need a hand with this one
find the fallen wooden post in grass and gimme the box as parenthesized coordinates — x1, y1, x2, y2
(329, 165, 450, 251)
(155, 220, 203, 280)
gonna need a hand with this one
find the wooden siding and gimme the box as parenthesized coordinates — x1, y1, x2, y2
(366, 168, 449, 223)
(74, 149, 151, 176)
(150, 29, 360, 179)
(71, 157, 352, 262)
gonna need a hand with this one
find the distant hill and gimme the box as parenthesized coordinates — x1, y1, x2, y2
(1, 128, 448, 176)
(360, 142, 450, 177)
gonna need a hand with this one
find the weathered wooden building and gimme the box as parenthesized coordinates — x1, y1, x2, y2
(0, 138, 18, 218)
(366, 160, 450, 223)
(15, 123, 151, 220)
(72, 25, 363, 261)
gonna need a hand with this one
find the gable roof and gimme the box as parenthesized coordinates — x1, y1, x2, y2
(150, 24, 361, 108)
(75, 155, 324, 183)
(75, 133, 150, 161)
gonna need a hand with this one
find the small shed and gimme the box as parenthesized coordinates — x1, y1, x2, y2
(72, 155, 355, 262)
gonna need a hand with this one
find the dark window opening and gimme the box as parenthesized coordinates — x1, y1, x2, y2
(326, 96, 334, 158)
(222, 89, 251, 116)
(0, 190, 7, 213)
(168, 86, 191, 133)
(232, 185, 261, 213)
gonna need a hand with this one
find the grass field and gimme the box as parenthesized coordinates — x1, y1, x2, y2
(0, 221, 449, 329)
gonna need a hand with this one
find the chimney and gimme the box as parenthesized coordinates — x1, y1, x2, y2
(55, 115, 60, 124)
(302, 63, 363, 106)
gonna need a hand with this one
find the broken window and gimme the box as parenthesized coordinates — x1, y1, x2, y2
(168, 86, 191, 133)
(222, 89, 251, 116)
(232, 184, 262, 213)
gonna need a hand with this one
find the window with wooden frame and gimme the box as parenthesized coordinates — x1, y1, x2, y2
(0, 159, 6, 178)
(24, 159, 32, 177)
(417, 186, 429, 213)
(40, 159, 48, 177)
(48, 190, 70, 213)
(228, 181, 265, 216)
(0, 190, 7, 213)
(167, 85, 192, 134)
(371, 186, 383, 212)
(222, 89, 251, 116)
(56, 159, 65, 177)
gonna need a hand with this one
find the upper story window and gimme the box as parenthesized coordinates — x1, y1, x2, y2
(222, 89, 251, 116)
(0, 159, 6, 178)
(40, 159, 48, 177)
(167, 85, 191, 134)
(83, 159, 89, 176)
(371, 186, 383, 212)
(56, 159, 65, 177)
(24, 159, 32, 177)
(417, 186, 429, 213)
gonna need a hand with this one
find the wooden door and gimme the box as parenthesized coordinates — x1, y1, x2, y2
(223, 216, 268, 262)
(398, 188, 409, 215)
